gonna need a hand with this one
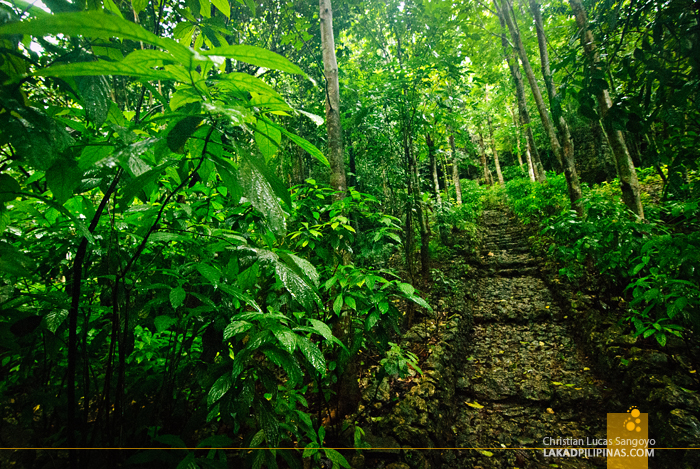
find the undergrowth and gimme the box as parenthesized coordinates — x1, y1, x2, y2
(504, 168, 700, 347)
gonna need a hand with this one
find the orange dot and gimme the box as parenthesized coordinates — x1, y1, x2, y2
(636, 427, 641, 432)
(635, 419, 641, 424)
(631, 409, 641, 418)
(626, 422, 636, 431)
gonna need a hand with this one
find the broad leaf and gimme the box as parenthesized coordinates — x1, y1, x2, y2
(0, 174, 20, 202)
(254, 119, 281, 161)
(297, 337, 325, 377)
(0, 11, 193, 66)
(207, 372, 233, 405)
(170, 286, 186, 309)
(167, 116, 204, 153)
(76, 75, 110, 127)
(211, 0, 230, 18)
(240, 158, 286, 235)
(223, 320, 253, 340)
(307, 318, 333, 342)
(202, 44, 305, 76)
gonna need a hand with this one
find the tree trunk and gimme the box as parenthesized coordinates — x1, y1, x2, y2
(449, 133, 462, 204)
(494, 0, 545, 181)
(487, 115, 505, 185)
(528, 0, 583, 213)
(476, 129, 494, 185)
(320, 0, 347, 199)
(509, 105, 525, 171)
(570, 0, 645, 219)
(408, 134, 430, 282)
(427, 133, 442, 207)
(524, 130, 537, 181)
(500, 0, 583, 215)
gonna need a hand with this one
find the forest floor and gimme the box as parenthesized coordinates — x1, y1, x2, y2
(358, 208, 618, 469)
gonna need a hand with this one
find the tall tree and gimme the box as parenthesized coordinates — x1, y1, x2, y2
(500, 0, 583, 215)
(487, 114, 505, 185)
(427, 133, 442, 206)
(569, 0, 645, 219)
(320, 0, 348, 198)
(476, 129, 494, 185)
(527, 0, 579, 191)
(449, 132, 463, 204)
(494, 0, 545, 181)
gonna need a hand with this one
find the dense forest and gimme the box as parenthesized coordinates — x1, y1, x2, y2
(0, 0, 698, 467)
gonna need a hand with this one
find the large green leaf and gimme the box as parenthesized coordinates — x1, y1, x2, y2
(254, 119, 281, 161)
(259, 404, 280, 447)
(307, 318, 333, 342)
(207, 372, 233, 406)
(323, 448, 351, 469)
(261, 118, 329, 167)
(243, 152, 291, 209)
(257, 249, 320, 309)
(38, 60, 179, 81)
(263, 347, 302, 385)
(196, 263, 221, 287)
(76, 75, 110, 127)
(0, 175, 20, 203)
(296, 337, 325, 377)
(117, 160, 176, 212)
(201, 44, 305, 76)
(277, 251, 319, 287)
(170, 286, 186, 309)
(46, 158, 82, 204)
(223, 320, 253, 340)
(215, 72, 285, 100)
(269, 323, 297, 354)
(167, 116, 204, 153)
(211, 0, 230, 18)
(0, 11, 193, 65)
(240, 158, 286, 235)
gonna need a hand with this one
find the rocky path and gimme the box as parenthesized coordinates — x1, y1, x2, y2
(451, 210, 609, 468)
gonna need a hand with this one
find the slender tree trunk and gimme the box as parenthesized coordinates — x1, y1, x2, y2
(570, 0, 645, 218)
(487, 115, 505, 185)
(427, 133, 442, 207)
(528, 0, 582, 210)
(449, 133, 462, 204)
(500, 0, 583, 215)
(320, 0, 347, 199)
(495, 0, 545, 181)
(408, 134, 430, 282)
(441, 152, 450, 203)
(524, 131, 537, 181)
(476, 129, 494, 185)
(509, 106, 524, 171)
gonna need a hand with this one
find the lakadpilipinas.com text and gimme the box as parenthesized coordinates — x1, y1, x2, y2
(541, 437, 655, 458)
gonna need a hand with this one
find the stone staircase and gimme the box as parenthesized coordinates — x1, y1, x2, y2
(449, 210, 609, 468)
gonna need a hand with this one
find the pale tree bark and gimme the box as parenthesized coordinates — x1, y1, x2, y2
(427, 133, 442, 206)
(487, 115, 505, 185)
(476, 129, 494, 185)
(494, 0, 546, 181)
(508, 105, 525, 171)
(570, 0, 645, 219)
(524, 128, 537, 181)
(500, 0, 583, 215)
(449, 133, 463, 204)
(528, 0, 582, 207)
(320, 0, 347, 199)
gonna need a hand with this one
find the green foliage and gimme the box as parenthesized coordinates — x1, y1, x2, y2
(380, 341, 422, 379)
(507, 172, 699, 346)
(505, 173, 569, 225)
